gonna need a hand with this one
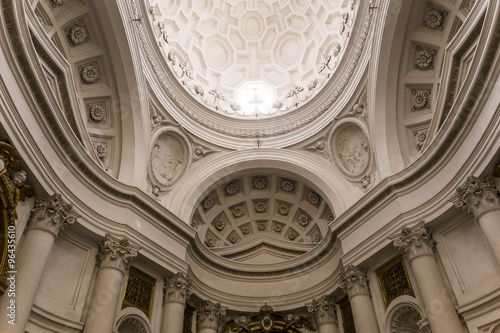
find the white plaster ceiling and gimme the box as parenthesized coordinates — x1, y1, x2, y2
(157, 0, 350, 116)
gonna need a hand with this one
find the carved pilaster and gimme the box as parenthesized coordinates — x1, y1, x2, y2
(164, 272, 193, 305)
(197, 300, 227, 329)
(96, 234, 140, 274)
(339, 265, 370, 298)
(391, 222, 435, 262)
(306, 295, 337, 325)
(27, 194, 79, 239)
(453, 175, 500, 220)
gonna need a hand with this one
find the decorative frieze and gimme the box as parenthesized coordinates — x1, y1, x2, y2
(339, 265, 370, 298)
(164, 272, 193, 304)
(96, 234, 140, 273)
(391, 222, 435, 261)
(27, 194, 79, 239)
(197, 300, 227, 329)
(453, 175, 500, 219)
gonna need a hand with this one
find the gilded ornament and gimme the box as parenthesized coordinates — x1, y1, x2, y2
(122, 266, 156, 318)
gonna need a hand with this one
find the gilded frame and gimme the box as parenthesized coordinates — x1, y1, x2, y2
(122, 266, 156, 318)
(376, 255, 414, 307)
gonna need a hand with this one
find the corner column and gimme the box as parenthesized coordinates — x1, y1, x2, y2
(392, 223, 463, 332)
(0, 194, 78, 333)
(197, 300, 227, 333)
(306, 295, 339, 333)
(83, 234, 140, 333)
(339, 265, 380, 333)
(161, 272, 193, 333)
(454, 175, 500, 264)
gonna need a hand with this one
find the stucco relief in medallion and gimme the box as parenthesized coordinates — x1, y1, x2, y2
(149, 128, 190, 190)
(331, 122, 370, 177)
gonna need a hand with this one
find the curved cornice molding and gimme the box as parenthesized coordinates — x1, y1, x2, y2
(166, 149, 359, 221)
(130, 0, 374, 148)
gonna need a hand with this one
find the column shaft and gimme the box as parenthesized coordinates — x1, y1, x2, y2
(349, 294, 379, 333)
(392, 223, 463, 333)
(160, 272, 193, 333)
(477, 211, 500, 264)
(161, 301, 186, 333)
(83, 267, 124, 333)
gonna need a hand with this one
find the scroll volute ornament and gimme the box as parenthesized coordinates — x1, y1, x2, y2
(28, 194, 79, 239)
(339, 265, 370, 298)
(164, 272, 193, 304)
(306, 295, 337, 325)
(391, 222, 435, 262)
(0, 141, 34, 294)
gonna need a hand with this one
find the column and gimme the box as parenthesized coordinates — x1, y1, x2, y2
(339, 265, 380, 333)
(197, 300, 227, 333)
(160, 272, 193, 333)
(454, 175, 500, 264)
(83, 234, 140, 333)
(0, 194, 78, 333)
(306, 295, 339, 333)
(392, 222, 463, 333)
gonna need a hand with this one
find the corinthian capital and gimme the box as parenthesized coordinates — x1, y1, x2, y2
(96, 234, 141, 273)
(27, 194, 79, 239)
(306, 295, 337, 325)
(391, 222, 435, 262)
(453, 175, 500, 219)
(164, 272, 193, 304)
(197, 300, 227, 329)
(339, 265, 370, 298)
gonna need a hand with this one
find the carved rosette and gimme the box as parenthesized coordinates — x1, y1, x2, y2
(27, 194, 79, 239)
(391, 222, 435, 262)
(148, 127, 192, 197)
(197, 300, 227, 329)
(96, 234, 141, 274)
(164, 272, 193, 305)
(453, 175, 500, 220)
(329, 119, 376, 192)
(306, 295, 338, 325)
(339, 265, 371, 298)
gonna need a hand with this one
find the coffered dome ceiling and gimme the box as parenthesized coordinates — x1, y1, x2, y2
(191, 174, 334, 264)
(155, 0, 356, 116)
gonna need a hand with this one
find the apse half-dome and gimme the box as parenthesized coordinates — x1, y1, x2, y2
(191, 173, 335, 264)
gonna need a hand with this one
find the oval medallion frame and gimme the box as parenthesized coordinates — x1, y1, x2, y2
(329, 118, 373, 180)
(148, 126, 192, 191)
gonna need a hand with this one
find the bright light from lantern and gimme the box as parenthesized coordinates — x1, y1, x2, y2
(236, 82, 274, 116)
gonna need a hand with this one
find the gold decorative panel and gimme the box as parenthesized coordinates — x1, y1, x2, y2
(183, 304, 195, 333)
(376, 255, 414, 307)
(339, 296, 356, 333)
(122, 266, 156, 318)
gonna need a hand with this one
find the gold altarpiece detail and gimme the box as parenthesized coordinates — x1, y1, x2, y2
(376, 255, 414, 307)
(339, 296, 356, 333)
(0, 141, 33, 295)
(122, 266, 156, 318)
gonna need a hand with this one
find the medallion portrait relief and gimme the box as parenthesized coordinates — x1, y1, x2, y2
(150, 132, 188, 186)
